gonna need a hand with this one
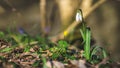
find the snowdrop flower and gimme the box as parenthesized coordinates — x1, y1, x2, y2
(76, 9, 83, 22)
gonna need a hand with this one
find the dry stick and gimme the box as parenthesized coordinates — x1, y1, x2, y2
(81, 0, 93, 12)
(40, 0, 47, 34)
(85, 0, 106, 19)
(49, 0, 107, 42)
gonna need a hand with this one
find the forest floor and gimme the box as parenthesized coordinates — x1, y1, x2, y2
(0, 30, 120, 68)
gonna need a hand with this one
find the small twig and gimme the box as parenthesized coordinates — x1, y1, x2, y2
(49, 0, 107, 42)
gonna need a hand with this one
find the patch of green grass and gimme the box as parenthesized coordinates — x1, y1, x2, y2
(50, 40, 69, 59)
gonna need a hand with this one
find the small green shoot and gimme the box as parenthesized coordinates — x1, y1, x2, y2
(90, 46, 107, 64)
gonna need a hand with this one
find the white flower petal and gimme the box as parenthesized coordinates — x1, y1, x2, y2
(76, 11, 83, 22)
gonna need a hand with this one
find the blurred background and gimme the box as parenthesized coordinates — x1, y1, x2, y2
(0, 0, 120, 60)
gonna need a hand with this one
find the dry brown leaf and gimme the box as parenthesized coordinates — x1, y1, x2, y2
(46, 61, 65, 68)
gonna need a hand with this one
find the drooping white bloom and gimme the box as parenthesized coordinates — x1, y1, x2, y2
(76, 10, 83, 22)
